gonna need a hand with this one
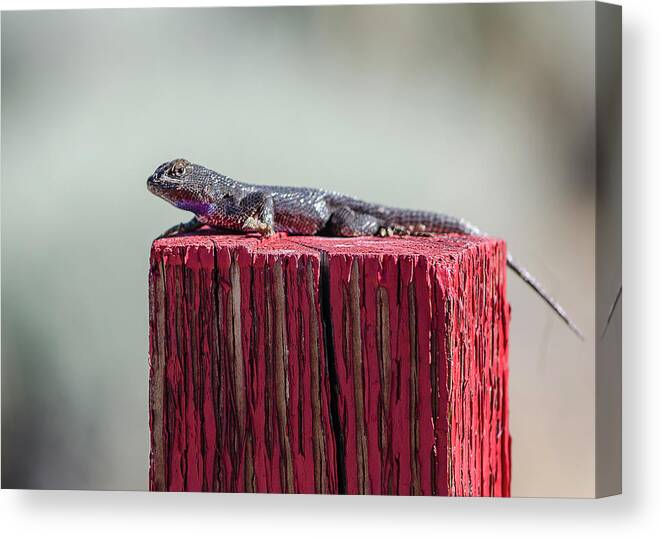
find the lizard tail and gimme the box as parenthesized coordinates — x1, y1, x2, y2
(415, 213, 585, 339)
(435, 216, 584, 339)
(359, 205, 585, 339)
(506, 253, 584, 340)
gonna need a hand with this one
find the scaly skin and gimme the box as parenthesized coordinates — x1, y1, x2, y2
(148, 158, 583, 338)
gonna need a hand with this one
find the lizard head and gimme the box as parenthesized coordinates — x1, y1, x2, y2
(148, 158, 216, 214)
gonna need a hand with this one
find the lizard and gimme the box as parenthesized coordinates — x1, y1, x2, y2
(148, 158, 584, 338)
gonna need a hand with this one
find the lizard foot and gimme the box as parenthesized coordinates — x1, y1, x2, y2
(378, 224, 434, 237)
(242, 216, 275, 236)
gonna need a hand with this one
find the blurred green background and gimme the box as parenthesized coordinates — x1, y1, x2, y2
(2, 4, 597, 496)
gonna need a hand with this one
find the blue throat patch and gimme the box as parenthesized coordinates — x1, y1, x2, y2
(176, 200, 210, 214)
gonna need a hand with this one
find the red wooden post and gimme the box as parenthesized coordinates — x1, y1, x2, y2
(149, 234, 510, 496)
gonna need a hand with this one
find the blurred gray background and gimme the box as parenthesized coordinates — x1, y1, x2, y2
(2, 3, 597, 496)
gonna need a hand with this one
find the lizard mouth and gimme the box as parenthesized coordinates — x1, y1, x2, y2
(147, 172, 183, 194)
(147, 173, 163, 194)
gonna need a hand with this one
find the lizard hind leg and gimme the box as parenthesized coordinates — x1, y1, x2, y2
(325, 207, 382, 237)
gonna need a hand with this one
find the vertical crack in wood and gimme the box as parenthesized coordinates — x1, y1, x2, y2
(173, 252, 187, 488)
(184, 261, 202, 491)
(376, 286, 391, 495)
(349, 258, 369, 495)
(161, 257, 174, 492)
(408, 282, 421, 495)
(273, 260, 295, 493)
(229, 257, 247, 489)
(430, 275, 439, 497)
(245, 433, 255, 492)
(319, 251, 346, 494)
(264, 264, 274, 463)
(211, 247, 223, 492)
(306, 260, 326, 493)
(445, 292, 455, 495)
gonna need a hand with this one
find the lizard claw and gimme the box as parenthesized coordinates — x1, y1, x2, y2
(379, 225, 407, 237)
(378, 224, 434, 238)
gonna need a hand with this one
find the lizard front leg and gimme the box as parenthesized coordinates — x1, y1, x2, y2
(157, 216, 203, 239)
(238, 191, 276, 236)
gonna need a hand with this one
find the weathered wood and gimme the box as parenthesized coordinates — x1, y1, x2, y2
(149, 233, 511, 496)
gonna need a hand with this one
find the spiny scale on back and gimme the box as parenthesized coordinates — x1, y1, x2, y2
(148, 158, 584, 338)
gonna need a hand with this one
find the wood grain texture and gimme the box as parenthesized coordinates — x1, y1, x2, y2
(149, 233, 510, 496)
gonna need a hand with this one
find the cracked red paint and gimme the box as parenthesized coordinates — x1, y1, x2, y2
(149, 233, 510, 496)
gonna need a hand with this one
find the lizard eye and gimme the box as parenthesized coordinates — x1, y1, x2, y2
(169, 159, 190, 178)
